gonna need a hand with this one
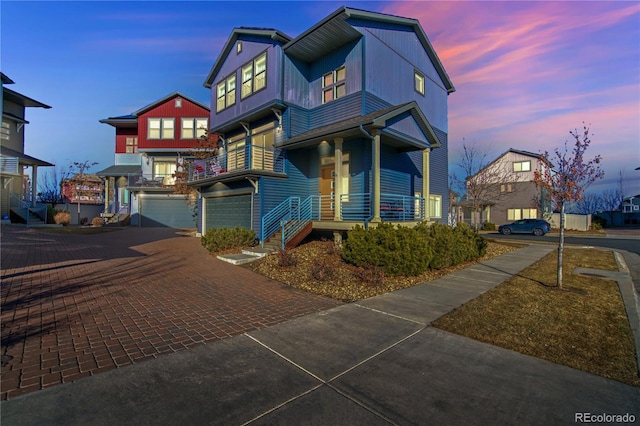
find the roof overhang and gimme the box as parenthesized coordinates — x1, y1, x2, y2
(96, 165, 141, 177)
(187, 169, 287, 188)
(283, 6, 454, 93)
(0, 145, 53, 167)
(211, 100, 286, 135)
(280, 102, 441, 151)
(98, 116, 137, 128)
(2, 87, 51, 108)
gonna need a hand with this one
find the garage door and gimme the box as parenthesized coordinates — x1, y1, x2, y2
(205, 195, 252, 231)
(140, 197, 195, 228)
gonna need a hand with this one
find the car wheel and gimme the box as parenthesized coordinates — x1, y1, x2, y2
(501, 227, 512, 235)
(533, 228, 544, 236)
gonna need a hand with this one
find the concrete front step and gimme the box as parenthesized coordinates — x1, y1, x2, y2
(217, 247, 275, 265)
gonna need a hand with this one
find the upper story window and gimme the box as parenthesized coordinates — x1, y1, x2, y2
(236, 41, 242, 54)
(125, 137, 138, 153)
(414, 71, 425, 95)
(153, 160, 176, 178)
(148, 118, 174, 139)
(241, 52, 267, 98)
(1, 121, 9, 140)
(181, 118, 208, 139)
(216, 74, 236, 112)
(513, 160, 531, 172)
(175, 98, 182, 108)
(322, 66, 346, 104)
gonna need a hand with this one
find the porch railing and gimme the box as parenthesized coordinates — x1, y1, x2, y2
(260, 193, 426, 248)
(127, 173, 177, 188)
(189, 145, 285, 181)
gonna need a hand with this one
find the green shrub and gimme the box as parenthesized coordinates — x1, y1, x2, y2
(481, 222, 496, 231)
(201, 226, 256, 253)
(54, 210, 71, 226)
(414, 222, 487, 270)
(46, 205, 57, 223)
(592, 216, 606, 229)
(342, 223, 432, 276)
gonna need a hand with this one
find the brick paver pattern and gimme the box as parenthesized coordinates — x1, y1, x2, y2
(0, 226, 341, 400)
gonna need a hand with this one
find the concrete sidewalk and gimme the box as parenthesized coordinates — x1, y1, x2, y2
(2, 244, 639, 425)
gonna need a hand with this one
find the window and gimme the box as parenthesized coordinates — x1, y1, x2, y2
(414, 71, 425, 95)
(500, 184, 513, 193)
(153, 161, 176, 178)
(236, 41, 242, 54)
(241, 52, 267, 98)
(1, 121, 9, 140)
(513, 161, 531, 172)
(507, 208, 537, 221)
(125, 137, 138, 153)
(429, 194, 442, 218)
(251, 123, 275, 170)
(175, 98, 182, 108)
(181, 118, 208, 139)
(322, 66, 346, 104)
(148, 118, 174, 139)
(216, 74, 236, 112)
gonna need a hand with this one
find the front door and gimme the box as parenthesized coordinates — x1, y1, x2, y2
(319, 166, 334, 220)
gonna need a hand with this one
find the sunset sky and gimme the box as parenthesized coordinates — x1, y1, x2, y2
(2, 1, 639, 194)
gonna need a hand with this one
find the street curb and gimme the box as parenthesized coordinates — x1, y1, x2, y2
(613, 252, 640, 374)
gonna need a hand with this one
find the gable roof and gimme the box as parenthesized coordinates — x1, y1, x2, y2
(133, 91, 209, 115)
(283, 6, 455, 94)
(99, 92, 209, 127)
(281, 102, 440, 150)
(467, 148, 547, 181)
(203, 28, 291, 88)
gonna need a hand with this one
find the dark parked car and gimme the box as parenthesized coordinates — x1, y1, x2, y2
(498, 219, 551, 236)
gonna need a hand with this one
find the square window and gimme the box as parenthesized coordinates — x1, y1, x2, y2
(175, 98, 182, 108)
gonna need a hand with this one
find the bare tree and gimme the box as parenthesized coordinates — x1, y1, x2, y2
(600, 170, 626, 215)
(37, 165, 68, 208)
(574, 192, 602, 215)
(534, 125, 604, 289)
(454, 142, 525, 228)
(66, 161, 99, 224)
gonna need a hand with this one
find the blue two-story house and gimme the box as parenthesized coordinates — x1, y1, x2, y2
(188, 6, 455, 248)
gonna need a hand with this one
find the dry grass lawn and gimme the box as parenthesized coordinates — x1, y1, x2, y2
(432, 248, 640, 387)
(248, 240, 521, 302)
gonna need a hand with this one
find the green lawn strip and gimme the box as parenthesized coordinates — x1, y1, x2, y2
(432, 248, 640, 387)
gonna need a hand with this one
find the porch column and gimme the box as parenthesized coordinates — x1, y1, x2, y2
(422, 148, 430, 222)
(372, 129, 381, 223)
(31, 166, 38, 207)
(334, 138, 343, 221)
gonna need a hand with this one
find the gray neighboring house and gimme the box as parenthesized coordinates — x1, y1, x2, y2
(1, 73, 53, 223)
(455, 148, 549, 227)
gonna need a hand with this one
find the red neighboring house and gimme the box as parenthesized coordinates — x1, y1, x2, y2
(97, 92, 211, 227)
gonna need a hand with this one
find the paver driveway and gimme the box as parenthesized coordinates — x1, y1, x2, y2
(0, 225, 341, 400)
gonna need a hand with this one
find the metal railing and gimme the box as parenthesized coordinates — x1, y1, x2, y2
(127, 173, 177, 188)
(189, 145, 285, 181)
(261, 196, 300, 248)
(379, 194, 425, 222)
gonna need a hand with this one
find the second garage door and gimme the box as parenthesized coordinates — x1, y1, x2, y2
(140, 197, 195, 228)
(205, 195, 252, 231)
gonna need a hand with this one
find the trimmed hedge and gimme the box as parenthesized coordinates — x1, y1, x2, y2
(342, 223, 433, 276)
(201, 226, 256, 253)
(342, 222, 487, 275)
(415, 222, 487, 270)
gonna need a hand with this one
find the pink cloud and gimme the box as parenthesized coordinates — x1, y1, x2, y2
(385, 1, 640, 192)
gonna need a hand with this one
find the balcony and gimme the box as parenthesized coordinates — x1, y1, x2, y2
(127, 174, 177, 188)
(188, 145, 285, 181)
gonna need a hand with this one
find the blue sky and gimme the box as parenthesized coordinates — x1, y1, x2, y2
(2, 1, 639, 195)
